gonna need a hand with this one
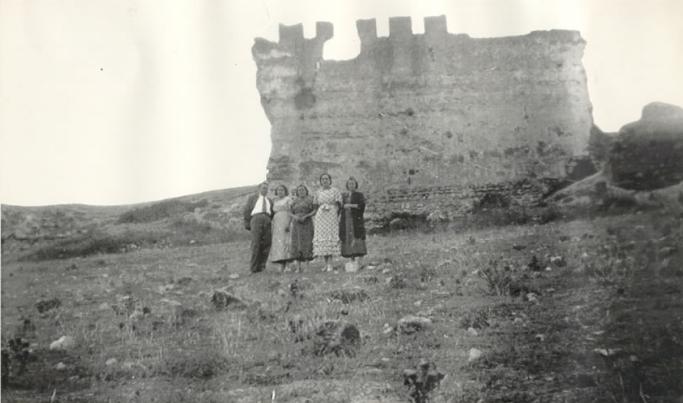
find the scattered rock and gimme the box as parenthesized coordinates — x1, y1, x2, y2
(313, 321, 361, 357)
(157, 284, 175, 294)
(55, 362, 67, 370)
(549, 255, 567, 267)
(413, 300, 422, 307)
(460, 309, 489, 330)
(362, 276, 379, 284)
(36, 298, 61, 313)
(382, 323, 394, 335)
(398, 315, 432, 334)
(466, 327, 479, 337)
(228, 273, 240, 280)
(49, 336, 75, 351)
(344, 261, 360, 273)
(211, 288, 248, 310)
(535, 334, 546, 342)
(403, 360, 446, 403)
(175, 277, 193, 286)
(98, 302, 111, 311)
(468, 348, 483, 362)
(525, 293, 539, 303)
(527, 255, 543, 271)
(593, 347, 623, 357)
(386, 275, 407, 289)
(267, 351, 281, 362)
(105, 358, 118, 366)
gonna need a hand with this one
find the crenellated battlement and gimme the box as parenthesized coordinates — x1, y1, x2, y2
(255, 15, 582, 61)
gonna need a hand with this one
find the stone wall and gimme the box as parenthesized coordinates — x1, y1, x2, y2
(252, 16, 593, 225)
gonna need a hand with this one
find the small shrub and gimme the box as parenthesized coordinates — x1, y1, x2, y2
(477, 260, 513, 296)
(158, 349, 229, 379)
(21, 230, 161, 261)
(118, 199, 208, 224)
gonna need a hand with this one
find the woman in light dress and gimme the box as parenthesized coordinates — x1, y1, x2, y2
(313, 173, 342, 272)
(270, 184, 294, 272)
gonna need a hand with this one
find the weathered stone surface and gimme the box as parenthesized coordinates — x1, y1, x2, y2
(253, 16, 593, 226)
(397, 315, 432, 334)
(328, 287, 369, 304)
(607, 102, 683, 190)
(211, 288, 249, 310)
(312, 320, 361, 357)
(35, 298, 61, 313)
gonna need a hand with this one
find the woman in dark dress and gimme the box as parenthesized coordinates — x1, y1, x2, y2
(289, 184, 317, 272)
(340, 177, 367, 272)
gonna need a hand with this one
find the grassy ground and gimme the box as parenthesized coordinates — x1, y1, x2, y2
(1, 211, 682, 402)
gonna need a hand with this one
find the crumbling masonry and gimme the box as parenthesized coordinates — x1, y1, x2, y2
(252, 16, 593, 226)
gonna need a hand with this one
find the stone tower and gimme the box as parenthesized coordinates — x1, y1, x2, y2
(252, 16, 593, 225)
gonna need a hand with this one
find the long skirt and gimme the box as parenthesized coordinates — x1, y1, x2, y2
(313, 207, 340, 256)
(290, 218, 314, 261)
(270, 211, 292, 263)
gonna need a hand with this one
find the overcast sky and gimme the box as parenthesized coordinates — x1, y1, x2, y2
(1, 0, 682, 206)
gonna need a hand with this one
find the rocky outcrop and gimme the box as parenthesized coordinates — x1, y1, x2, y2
(607, 102, 683, 190)
(252, 16, 593, 226)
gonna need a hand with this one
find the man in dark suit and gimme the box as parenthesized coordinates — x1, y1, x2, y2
(243, 182, 273, 273)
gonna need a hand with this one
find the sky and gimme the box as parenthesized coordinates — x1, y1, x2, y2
(1, 0, 682, 206)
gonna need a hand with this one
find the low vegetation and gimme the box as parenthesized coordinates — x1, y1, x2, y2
(1, 209, 681, 402)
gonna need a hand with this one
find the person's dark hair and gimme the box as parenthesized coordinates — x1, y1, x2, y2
(319, 173, 332, 185)
(345, 177, 359, 191)
(296, 184, 309, 197)
(275, 184, 289, 196)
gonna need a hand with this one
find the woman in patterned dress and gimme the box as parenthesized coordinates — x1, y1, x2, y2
(340, 177, 367, 272)
(270, 184, 293, 272)
(289, 184, 316, 272)
(313, 173, 342, 272)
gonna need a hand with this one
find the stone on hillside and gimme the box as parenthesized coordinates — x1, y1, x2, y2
(35, 298, 61, 313)
(313, 320, 361, 357)
(344, 261, 360, 273)
(175, 277, 193, 286)
(228, 273, 240, 280)
(398, 315, 432, 334)
(468, 348, 483, 362)
(211, 288, 248, 310)
(328, 287, 369, 304)
(389, 218, 409, 231)
(403, 360, 446, 403)
(105, 358, 118, 366)
(55, 362, 67, 370)
(608, 102, 683, 190)
(466, 327, 479, 337)
(549, 255, 567, 267)
(49, 336, 75, 351)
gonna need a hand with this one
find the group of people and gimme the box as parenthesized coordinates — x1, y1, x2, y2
(243, 173, 367, 274)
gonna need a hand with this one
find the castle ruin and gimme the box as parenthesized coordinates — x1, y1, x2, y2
(252, 16, 593, 226)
